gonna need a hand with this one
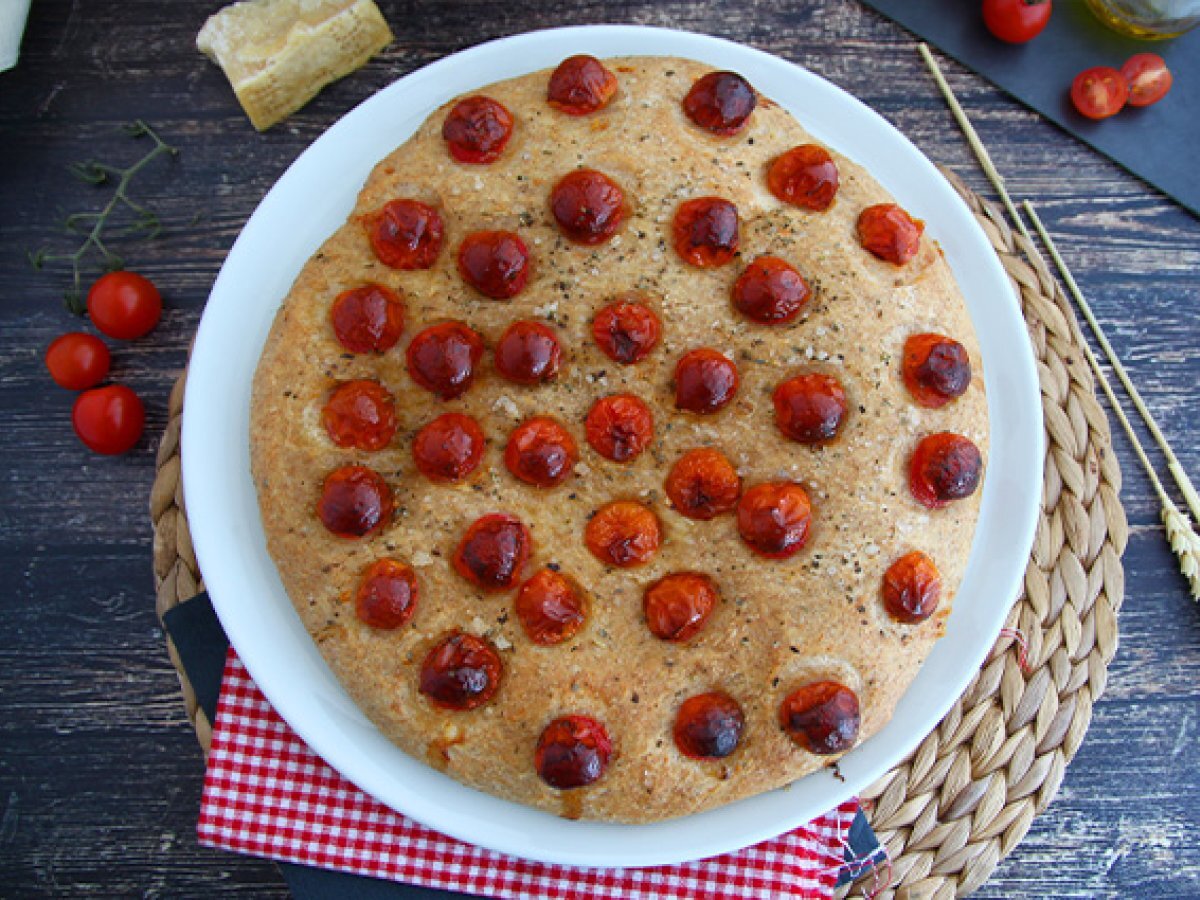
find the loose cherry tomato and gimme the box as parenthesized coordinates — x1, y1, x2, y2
(406, 321, 484, 400)
(419, 631, 503, 710)
(773, 373, 848, 445)
(457, 230, 530, 299)
(664, 448, 741, 520)
(674, 692, 745, 759)
(732, 256, 811, 325)
(982, 0, 1052, 44)
(45, 332, 110, 390)
(321, 380, 397, 451)
(356, 559, 418, 630)
(909, 433, 983, 509)
(857, 204, 924, 265)
(643, 572, 718, 642)
(737, 481, 812, 559)
(882, 551, 942, 624)
(453, 513, 532, 592)
(1071, 66, 1128, 120)
(584, 501, 661, 568)
(330, 283, 405, 353)
(779, 681, 860, 755)
(316, 465, 393, 538)
(505, 417, 578, 488)
(495, 320, 561, 384)
(366, 200, 444, 270)
(535, 715, 612, 789)
(673, 198, 739, 267)
(550, 169, 626, 244)
(585, 394, 654, 462)
(682, 71, 757, 136)
(412, 413, 486, 483)
(442, 96, 513, 164)
(1121, 53, 1172, 108)
(674, 348, 739, 414)
(516, 568, 587, 644)
(548, 55, 618, 115)
(592, 298, 661, 364)
(72, 384, 144, 455)
(766, 145, 840, 212)
(902, 334, 972, 408)
(86, 271, 161, 340)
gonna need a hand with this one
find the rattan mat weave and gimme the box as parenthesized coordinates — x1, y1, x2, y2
(149, 170, 1128, 899)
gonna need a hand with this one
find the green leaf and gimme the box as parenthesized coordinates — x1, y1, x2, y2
(63, 289, 86, 316)
(68, 161, 108, 185)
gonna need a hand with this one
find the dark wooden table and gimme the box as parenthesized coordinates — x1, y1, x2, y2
(2, 1, 1197, 896)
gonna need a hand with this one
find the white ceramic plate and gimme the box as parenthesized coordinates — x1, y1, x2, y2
(182, 25, 1043, 868)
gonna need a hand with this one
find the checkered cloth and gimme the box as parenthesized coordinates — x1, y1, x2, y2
(198, 651, 860, 899)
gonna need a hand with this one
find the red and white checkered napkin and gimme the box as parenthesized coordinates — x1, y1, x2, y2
(198, 651, 859, 900)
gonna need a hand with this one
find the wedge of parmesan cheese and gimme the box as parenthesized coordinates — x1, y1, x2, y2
(197, 0, 393, 131)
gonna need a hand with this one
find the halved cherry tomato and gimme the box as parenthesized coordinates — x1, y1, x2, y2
(72, 384, 144, 455)
(1071, 66, 1128, 120)
(45, 333, 110, 390)
(87, 271, 161, 340)
(1121, 53, 1172, 108)
(982, 0, 1052, 44)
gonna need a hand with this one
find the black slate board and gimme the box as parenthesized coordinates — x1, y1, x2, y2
(861, 0, 1200, 217)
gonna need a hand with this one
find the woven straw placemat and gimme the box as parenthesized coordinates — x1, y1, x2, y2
(149, 170, 1127, 899)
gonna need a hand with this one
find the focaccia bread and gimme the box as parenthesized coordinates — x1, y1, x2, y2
(250, 56, 988, 823)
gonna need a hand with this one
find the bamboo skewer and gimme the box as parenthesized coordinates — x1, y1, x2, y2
(918, 43, 1200, 599)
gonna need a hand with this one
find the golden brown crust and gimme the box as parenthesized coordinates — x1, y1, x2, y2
(250, 56, 988, 822)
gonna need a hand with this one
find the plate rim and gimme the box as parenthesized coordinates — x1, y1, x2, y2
(182, 23, 1044, 867)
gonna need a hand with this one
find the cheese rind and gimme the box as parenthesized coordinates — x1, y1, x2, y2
(197, 0, 393, 131)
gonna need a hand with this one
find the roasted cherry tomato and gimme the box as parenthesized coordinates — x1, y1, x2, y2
(882, 551, 942, 624)
(1071, 66, 1128, 120)
(772, 373, 848, 445)
(505, 417, 578, 488)
(316, 465, 393, 538)
(672, 197, 739, 267)
(495, 320, 561, 384)
(584, 500, 661, 568)
(674, 691, 745, 760)
(457, 230, 530, 299)
(86, 271, 161, 340)
(45, 332, 110, 390)
(982, 0, 1052, 44)
(330, 283, 405, 353)
(732, 256, 811, 325)
(682, 71, 757, 136)
(419, 631, 503, 710)
(779, 681, 860, 755)
(592, 298, 662, 365)
(909, 432, 983, 509)
(72, 384, 144, 455)
(547, 55, 618, 115)
(442, 96, 513, 164)
(366, 199, 444, 269)
(453, 513, 532, 592)
(585, 394, 654, 463)
(405, 321, 484, 399)
(550, 169, 626, 244)
(664, 448, 741, 520)
(902, 334, 972, 408)
(766, 145, 840, 212)
(412, 412, 486, 483)
(535, 715, 612, 789)
(674, 348, 739, 414)
(1121, 53, 1172, 108)
(643, 572, 718, 643)
(516, 568, 587, 644)
(858, 203, 924, 265)
(737, 481, 812, 559)
(355, 559, 418, 630)
(321, 380, 397, 451)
